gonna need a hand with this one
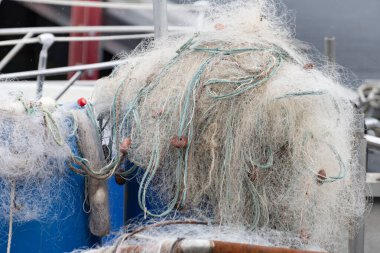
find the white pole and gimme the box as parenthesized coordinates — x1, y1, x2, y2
(0, 26, 191, 36)
(11, 0, 201, 10)
(324, 37, 336, 64)
(153, 0, 168, 40)
(36, 33, 55, 99)
(0, 59, 128, 80)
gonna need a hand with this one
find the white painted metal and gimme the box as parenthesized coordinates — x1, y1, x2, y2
(0, 26, 192, 36)
(12, 0, 201, 10)
(0, 59, 128, 80)
(153, 0, 168, 39)
(0, 33, 156, 47)
(0, 32, 33, 70)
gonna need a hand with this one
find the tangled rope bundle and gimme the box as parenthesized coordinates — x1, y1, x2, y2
(88, 8, 366, 250)
(0, 1, 364, 252)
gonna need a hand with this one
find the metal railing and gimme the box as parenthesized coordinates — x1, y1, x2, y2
(0, 25, 191, 36)
(0, 59, 128, 80)
(0, 0, 197, 99)
(0, 33, 156, 47)
(11, 0, 202, 11)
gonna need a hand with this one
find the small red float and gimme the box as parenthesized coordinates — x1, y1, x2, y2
(171, 135, 188, 149)
(303, 63, 314, 70)
(316, 169, 327, 184)
(120, 138, 132, 155)
(214, 23, 225, 30)
(250, 167, 259, 182)
(77, 97, 87, 107)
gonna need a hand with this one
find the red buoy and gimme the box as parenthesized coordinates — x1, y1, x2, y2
(77, 97, 87, 107)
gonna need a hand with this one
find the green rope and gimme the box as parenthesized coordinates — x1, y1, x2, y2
(302, 132, 346, 183)
(12, 94, 65, 146)
(132, 37, 292, 217)
(85, 102, 101, 138)
(179, 55, 215, 206)
(16, 94, 38, 115)
(132, 35, 200, 217)
(248, 147, 273, 170)
(42, 109, 64, 146)
(202, 49, 285, 99)
(275, 90, 327, 100)
(69, 110, 79, 137)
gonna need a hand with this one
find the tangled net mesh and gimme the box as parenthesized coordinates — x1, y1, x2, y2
(86, 0, 368, 252)
(0, 0, 368, 252)
(0, 91, 77, 233)
(74, 221, 328, 253)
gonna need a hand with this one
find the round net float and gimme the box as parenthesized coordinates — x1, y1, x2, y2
(214, 23, 225, 30)
(77, 97, 88, 107)
(316, 169, 327, 184)
(303, 63, 314, 70)
(170, 135, 188, 149)
(120, 138, 132, 155)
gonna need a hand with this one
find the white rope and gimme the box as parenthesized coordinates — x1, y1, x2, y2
(358, 83, 380, 108)
(7, 181, 15, 253)
(12, 0, 201, 10)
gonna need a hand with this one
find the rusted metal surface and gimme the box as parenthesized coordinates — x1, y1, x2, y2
(117, 239, 326, 253)
(119, 245, 146, 253)
(161, 239, 212, 253)
(211, 240, 325, 253)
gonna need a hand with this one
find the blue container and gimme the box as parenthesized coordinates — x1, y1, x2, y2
(102, 178, 125, 244)
(0, 116, 100, 252)
(103, 160, 139, 244)
(105, 160, 146, 236)
(123, 161, 164, 224)
(124, 173, 143, 223)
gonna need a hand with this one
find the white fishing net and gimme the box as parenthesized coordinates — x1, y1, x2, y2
(87, 0, 368, 252)
(0, 92, 76, 228)
(0, 0, 367, 252)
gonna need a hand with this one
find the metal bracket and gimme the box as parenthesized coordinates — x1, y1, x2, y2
(36, 33, 55, 99)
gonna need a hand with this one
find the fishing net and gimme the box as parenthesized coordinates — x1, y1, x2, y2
(0, 90, 113, 251)
(85, 0, 368, 252)
(0, 0, 368, 252)
(0, 93, 76, 228)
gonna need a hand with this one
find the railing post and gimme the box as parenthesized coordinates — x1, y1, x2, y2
(36, 33, 55, 99)
(153, 0, 168, 40)
(348, 112, 366, 253)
